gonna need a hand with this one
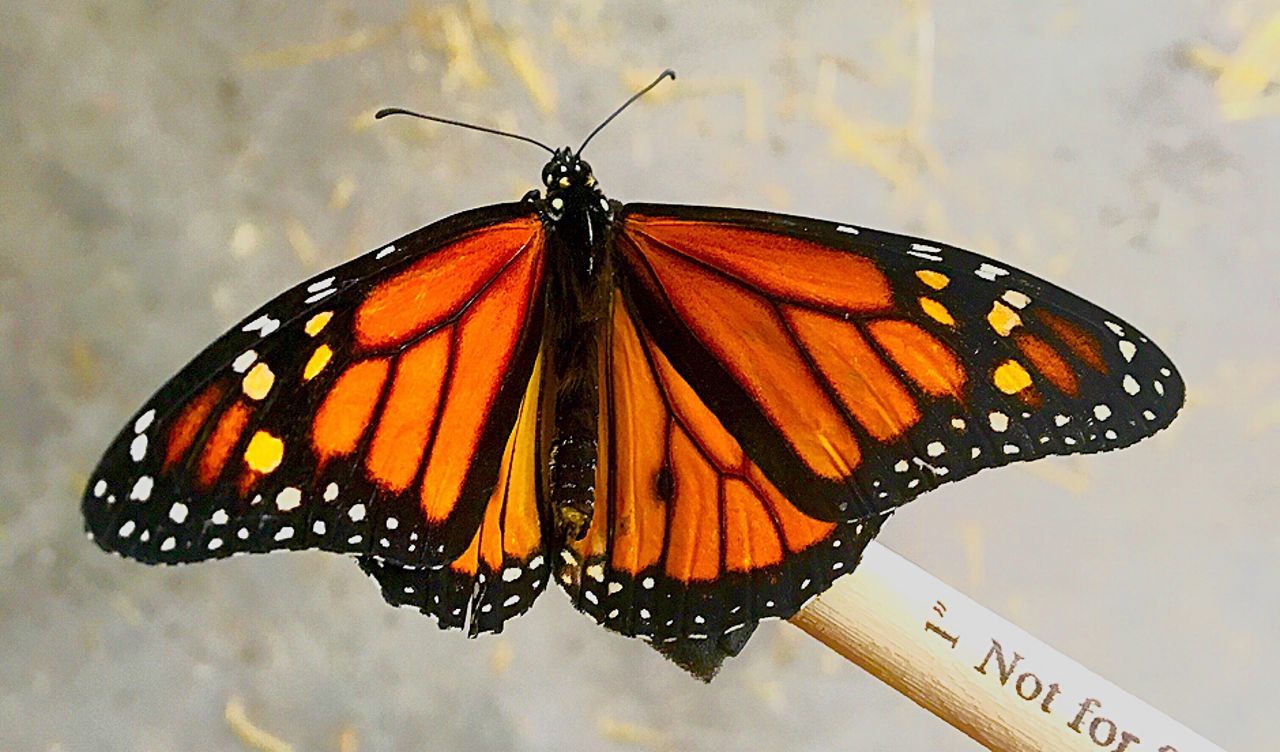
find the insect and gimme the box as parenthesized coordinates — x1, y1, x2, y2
(83, 70, 1184, 679)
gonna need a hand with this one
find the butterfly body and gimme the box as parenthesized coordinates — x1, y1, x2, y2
(83, 130, 1184, 680)
(537, 148, 615, 542)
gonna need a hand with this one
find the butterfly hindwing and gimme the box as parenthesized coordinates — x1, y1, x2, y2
(555, 298, 883, 645)
(83, 203, 549, 577)
(359, 352, 550, 635)
(614, 204, 1185, 523)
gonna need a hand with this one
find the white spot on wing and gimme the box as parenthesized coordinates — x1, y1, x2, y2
(976, 263, 1009, 281)
(348, 504, 366, 522)
(211, 509, 229, 525)
(1105, 321, 1125, 336)
(908, 243, 943, 262)
(1118, 340, 1137, 362)
(160, 536, 176, 552)
(130, 434, 148, 462)
(1123, 374, 1140, 395)
(231, 350, 258, 373)
(375, 243, 397, 259)
(323, 483, 339, 502)
(1094, 404, 1112, 421)
(304, 288, 336, 304)
(242, 315, 280, 337)
(306, 276, 335, 293)
(836, 225, 859, 235)
(93, 479, 107, 498)
(1001, 290, 1030, 309)
(169, 502, 188, 523)
(276, 487, 302, 511)
(129, 476, 154, 501)
(989, 412, 1009, 432)
(274, 526, 294, 541)
(133, 409, 156, 433)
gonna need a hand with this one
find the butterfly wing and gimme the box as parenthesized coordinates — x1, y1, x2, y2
(359, 350, 550, 635)
(556, 297, 883, 649)
(557, 202, 1182, 652)
(83, 204, 549, 595)
(612, 204, 1184, 522)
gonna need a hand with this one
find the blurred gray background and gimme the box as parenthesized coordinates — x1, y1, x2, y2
(2, 1, 1277, 750)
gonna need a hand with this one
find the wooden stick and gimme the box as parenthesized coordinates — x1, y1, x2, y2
(790, 543, 1224, 751)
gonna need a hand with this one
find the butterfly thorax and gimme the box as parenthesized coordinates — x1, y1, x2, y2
(538, 148, 614, 543)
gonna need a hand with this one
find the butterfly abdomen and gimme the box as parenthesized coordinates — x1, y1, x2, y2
(540, 178, 615, 541)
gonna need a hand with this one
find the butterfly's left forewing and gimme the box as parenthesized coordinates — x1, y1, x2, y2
(83, 204, 549, 593)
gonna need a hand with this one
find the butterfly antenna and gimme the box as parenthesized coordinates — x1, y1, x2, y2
(374, 108, 556, 155)
(577, 69, 676, 156)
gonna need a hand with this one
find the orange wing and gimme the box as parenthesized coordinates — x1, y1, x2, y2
(83, 206, 549, 590)
(361, 352, 549, 634)
(557, 299, 883, 644)
(612, 206, 1183, 524)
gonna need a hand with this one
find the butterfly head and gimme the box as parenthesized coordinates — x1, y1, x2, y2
(542, 148, 597, 193)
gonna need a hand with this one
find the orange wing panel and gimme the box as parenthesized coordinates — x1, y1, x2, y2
(354, 218, 542, 350)
(785, 307, 921, 441)
(630, 235, 862, 480)
(607, 307, 670, 574)
(866, 319, 966, 398)
(626, 216, 893, 312)
(1015, 332, 1079, 397)
(750, 464, 836, 551)
(722, 479, 784, 572)
(1036, 310, 1108, 373)
(164, 381, 226, 470)
(663, 428, 722, 582)
(449, 351, 545, 577)
(420, 236, 544, 522)
(312, 358, 390, 462)
(581, 300, 843, 588)
(366, 329, 452, 491)
(196, 401, 251, 488)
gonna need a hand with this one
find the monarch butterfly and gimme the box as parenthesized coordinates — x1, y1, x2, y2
(83, 70, 1183, 680)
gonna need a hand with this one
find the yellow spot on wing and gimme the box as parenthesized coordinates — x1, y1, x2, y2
(916, 269, 950, 289)
(993, 360, 1033, 394)
(304, 311, 333, 336)
(244, 431, 284, 474)
(919, 297, 955, 326)
(304, 345, 333, 380)
(987, 301, 1022, 336)
(242, 362, 275, 400)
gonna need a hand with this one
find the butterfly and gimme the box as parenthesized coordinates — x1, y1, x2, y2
(82, 70, 1184, 680)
